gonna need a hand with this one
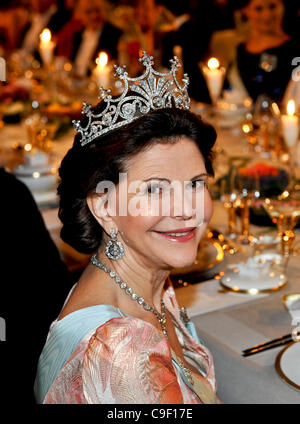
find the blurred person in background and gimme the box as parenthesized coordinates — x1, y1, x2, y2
(56, 0, 122, 77)
(47, 0, 76, 35)
(282, 3, 300, 111)
(226, 0, 297, 104)
(0, 0, 75, 60)
(55, 0, 84, 59)
(20, 0, 58, 55)
(0, 1, 29, 53)
(160, 1, 213, 103)
(0, 167, 73, 404)
(106, 0, 176, 75)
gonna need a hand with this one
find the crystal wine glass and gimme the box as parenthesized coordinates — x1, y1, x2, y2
(263, 189, 300, 263)
(235, 170, 261, 245)
(253, 94, 281, 157)
(220, 168, 240, 239)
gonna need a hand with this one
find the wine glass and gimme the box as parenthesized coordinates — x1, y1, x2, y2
(220, 169, 240, 239)
(25, 113, 55, 152)
(263, 189, 300, 264)
(253, 95, 281, 157)
(232, 161, 261, 245)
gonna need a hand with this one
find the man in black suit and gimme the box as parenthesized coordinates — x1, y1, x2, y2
(70, 0, 122, 76)
(0, 168, 73, 404)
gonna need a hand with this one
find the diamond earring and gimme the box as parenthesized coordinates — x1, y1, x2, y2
(105, 229, 125, 260)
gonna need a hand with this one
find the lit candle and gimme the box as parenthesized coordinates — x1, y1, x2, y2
(281, 100, 299, 148)
(39, 28, 55, 66)
(201, 57, 225, 104)
(93, 52, 110, 88)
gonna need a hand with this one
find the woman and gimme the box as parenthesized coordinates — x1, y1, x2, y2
(34, 53, 220, 404)
(227, 0, 297, 103)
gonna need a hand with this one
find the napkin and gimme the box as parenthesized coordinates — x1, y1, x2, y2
(285, 296, 300, 340)
(233, 257, 271, 279)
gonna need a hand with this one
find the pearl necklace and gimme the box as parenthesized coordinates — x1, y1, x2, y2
(91, 253, 168, 337)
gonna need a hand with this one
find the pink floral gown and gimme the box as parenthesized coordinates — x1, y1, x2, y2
(34, 280, 220, 404)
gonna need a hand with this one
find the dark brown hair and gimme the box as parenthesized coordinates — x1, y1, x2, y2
(58, 107, 216, 253)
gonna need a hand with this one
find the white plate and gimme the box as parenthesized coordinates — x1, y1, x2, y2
(13, 163, 54, 176)
(215, 104, 250, 118)
(276, 341, 300, 390)
(32, 190, 58, 205)
(220, 263, 287, 294)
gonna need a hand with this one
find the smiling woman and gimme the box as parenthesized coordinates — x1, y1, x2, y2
(34, 54, 220, 404)
(227, 0, 297, 102)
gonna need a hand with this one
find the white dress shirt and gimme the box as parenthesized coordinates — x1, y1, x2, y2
(74, 28, 102, 76)
(22, 5, 57, 54)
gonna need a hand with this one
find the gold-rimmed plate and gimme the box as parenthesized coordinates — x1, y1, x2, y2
(220, 265, 287, 295)
(275, 341, 300, 391)
(171, 238, 225, 285)
(282, 293, 300, 311)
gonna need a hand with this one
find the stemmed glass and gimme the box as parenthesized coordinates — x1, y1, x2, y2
(252, 95, 281, 157)
(263, 189, 300, 264)
(220, 168, 240, 239)
(236, 172, 261, 245)
(25, 113, 55, 153)
(262, 102, 300, 263)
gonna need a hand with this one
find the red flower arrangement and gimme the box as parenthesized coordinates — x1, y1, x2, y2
(238, 162, 279, 178)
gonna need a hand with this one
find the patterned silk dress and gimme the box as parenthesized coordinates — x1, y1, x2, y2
(34, 281, 220, 404)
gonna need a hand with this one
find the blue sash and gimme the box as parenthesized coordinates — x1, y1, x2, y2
(34, 304, 124, 404)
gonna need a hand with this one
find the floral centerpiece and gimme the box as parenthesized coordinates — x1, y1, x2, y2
(236, 162, 291, 226)
(0, 82, 31, 123)
(236, 162, 289, 198)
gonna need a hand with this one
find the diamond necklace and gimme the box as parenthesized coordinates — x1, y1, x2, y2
(91, 253, 195, 386)
(91, 253, 168, 338)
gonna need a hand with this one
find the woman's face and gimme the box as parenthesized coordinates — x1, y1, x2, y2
(244, 0, 285, 35)
(76, 0, 105, 30)
(107, 137, 213, 271)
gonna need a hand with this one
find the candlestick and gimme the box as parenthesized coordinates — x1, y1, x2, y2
(93, 51, 110, 88)
(281, 100, 299, 148)
(39, 28, 55, 67)
(200, 57, 225, 104)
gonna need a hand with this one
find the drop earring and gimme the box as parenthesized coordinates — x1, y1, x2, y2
(105, 229, 125, 260)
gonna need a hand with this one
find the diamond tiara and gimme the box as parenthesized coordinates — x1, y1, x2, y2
(72, 51, 190, 147)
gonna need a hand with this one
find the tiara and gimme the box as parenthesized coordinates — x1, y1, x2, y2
(73, 51, 190, 147)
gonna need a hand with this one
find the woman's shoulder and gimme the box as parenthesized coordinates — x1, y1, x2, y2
(86, 313, 170, 357)
(42, 314, 178, 404)
(237, 37, 296, 57)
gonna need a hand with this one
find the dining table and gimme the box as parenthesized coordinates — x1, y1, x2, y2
(176, 198, 300, 404)
(1, 105, 299, 404)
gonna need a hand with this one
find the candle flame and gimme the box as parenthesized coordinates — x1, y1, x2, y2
(24, 143, 32, 152)
(242, 123, 251, 134)
(96, 51, 108, 68)
(40, 28, 51, 43)
(207, 57, 219, 71)
(287, 100, 295, 116)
